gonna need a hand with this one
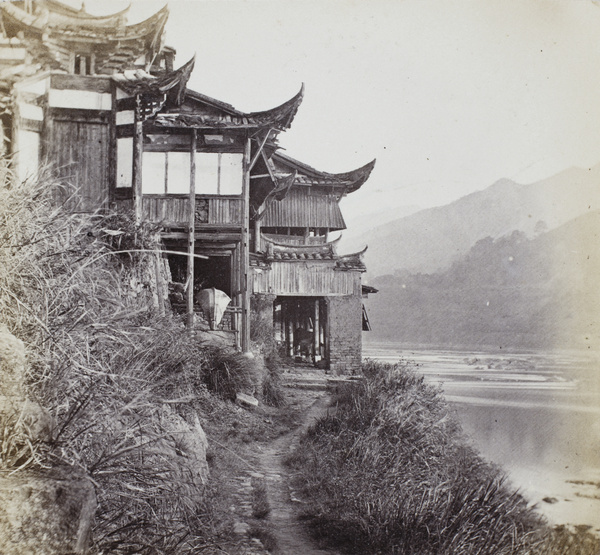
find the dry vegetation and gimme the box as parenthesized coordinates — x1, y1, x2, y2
(0, 166, 272, 553)
(287, 359, 600, 555)
(4, 165, 597, 554)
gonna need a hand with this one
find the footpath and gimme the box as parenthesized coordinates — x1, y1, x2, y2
(228, 364, 344, 555)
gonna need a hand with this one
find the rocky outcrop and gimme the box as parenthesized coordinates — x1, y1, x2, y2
(0, 325, 96, 554)
(158, 405, 209, 487)
(0, 468, 96, 555)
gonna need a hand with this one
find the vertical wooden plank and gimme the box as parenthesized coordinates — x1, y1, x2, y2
(186, 131, 197, 329)
(314, 298, 320, 360)
(286, 306, 293, 357)
(108, 83, 117, 205)
(233, 243, 241, 351)
(254, 218, 261, 253)
(217, 152, 222, 195)
(241, 137, 251, 352)
(154, 254, 165, 316)
(133, 95, 143, 223)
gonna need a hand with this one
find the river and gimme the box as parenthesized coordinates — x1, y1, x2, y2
(362, 341, 600, 532)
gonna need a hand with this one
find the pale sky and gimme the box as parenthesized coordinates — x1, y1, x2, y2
(79, 0, 600, 220)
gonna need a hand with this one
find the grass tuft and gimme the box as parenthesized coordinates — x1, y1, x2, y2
(0, 164, 256, 552)
(287, 359, 600, 554)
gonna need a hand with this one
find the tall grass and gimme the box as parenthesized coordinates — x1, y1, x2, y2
(0, 165, 252, 552)
(288, 359, 600, 554)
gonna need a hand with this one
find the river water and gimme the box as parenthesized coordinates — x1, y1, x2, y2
(362, 341, 600, 532)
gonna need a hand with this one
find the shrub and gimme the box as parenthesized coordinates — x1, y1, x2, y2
(262, 350, 286, 408)
(200, 346, 256, 401)
(288, 360, 557, 554)
(0, 167, 235, 552)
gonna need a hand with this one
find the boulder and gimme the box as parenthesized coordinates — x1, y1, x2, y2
(236, 392, 259, 409)
(0, 467, 96, 555)
(158, 406, 209, 486)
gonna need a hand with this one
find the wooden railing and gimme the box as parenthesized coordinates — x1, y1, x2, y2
(142, 195, 243, 227)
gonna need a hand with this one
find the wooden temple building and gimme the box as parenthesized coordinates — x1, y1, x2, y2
(0, 0, 376, 373)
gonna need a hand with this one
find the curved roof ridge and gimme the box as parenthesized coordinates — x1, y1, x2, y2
(244, 84, 304, 131)
(113, 56, 194, 104)
(122, 3, 168, 35)
(339, 245, 368, 259)
(44, 0, 131, 21)
(272, 152, 376, 193)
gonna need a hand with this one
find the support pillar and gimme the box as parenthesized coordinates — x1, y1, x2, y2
(186, 131, 196, 329)
(241, 138, 251, 352)
(133, 95, 144, 223)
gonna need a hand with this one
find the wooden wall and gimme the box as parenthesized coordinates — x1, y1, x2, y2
(46, 110, 110, 211)
(251, 262, 361, 297)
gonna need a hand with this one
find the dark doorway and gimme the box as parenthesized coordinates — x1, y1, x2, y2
(167, 252, 232, 297)
(274, 296, 327, 366)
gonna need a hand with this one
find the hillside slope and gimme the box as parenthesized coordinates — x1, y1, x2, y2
(365, 211, 600, 351)
(348, 164, 600, 276)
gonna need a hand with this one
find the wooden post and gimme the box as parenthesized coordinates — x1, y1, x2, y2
(186, 131, 197, 329)
(241, 138, 251, 352)
(233, 244, 241, 351)
(287, 315, 294, 357)
(154, 254, 165, 317)
(314, 298, 320, 360)
(254, 218, 261, 253)
(133, 95, 144, 223)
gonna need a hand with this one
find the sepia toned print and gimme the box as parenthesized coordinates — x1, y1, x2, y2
(0, 1, 598, 553)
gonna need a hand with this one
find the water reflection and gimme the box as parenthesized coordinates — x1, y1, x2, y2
(363, 342, 600, 530)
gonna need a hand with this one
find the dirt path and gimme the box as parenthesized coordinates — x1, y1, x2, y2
(256, 392, 337, 555)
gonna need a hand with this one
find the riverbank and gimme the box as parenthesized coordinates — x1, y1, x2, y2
(363, 342, 600, 532)
(286, 359, 600, 554)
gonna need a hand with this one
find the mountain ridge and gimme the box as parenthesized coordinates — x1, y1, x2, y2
(364, 210, 600, 351)
(346, 164, 600, 277)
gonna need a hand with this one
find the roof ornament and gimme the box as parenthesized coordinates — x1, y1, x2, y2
(113, 56, 195, 108)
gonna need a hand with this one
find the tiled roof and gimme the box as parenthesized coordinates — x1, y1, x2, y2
(263, 236, 337, 261)
(0, 2, 168, 75)
(113, 57, 195, 106)
(253, 238, 367, 272)
(272, 250, 335, 261)
(270, 153, 375, 193)
(335, 248, 368, 272)
(153, 85, 304, 132)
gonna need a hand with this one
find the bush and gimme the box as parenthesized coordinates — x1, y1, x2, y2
(0, 167, 238, 552)
(262, 350, 286, 408)
(200, 345, 256, 401)
(287, 360, 566, 554)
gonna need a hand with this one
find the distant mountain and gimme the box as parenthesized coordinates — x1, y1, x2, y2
(347, 164, 600, 277)
(364, 211, 600, 351)
(338, 204, 421, 253)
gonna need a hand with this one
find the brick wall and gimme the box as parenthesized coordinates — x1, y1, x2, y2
(327, 295, 362, 374)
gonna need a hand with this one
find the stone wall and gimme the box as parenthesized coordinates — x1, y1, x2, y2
(326, 295, 362, 374)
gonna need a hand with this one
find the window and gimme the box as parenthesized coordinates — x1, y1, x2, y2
(140, 151, 243, 195)
(167, 152, 190, 194)
(141, 152, 166, 194)
(74, 54, 92, 75)
(196, 152, 243, 194)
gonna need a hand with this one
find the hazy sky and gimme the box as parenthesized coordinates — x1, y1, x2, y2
(79, 0, 600, 220)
